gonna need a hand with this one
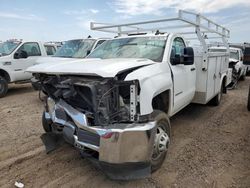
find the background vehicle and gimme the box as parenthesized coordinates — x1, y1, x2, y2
(229, 47, 246, 80)
(230, 42, 250, 74)
(27, 10, 230, 179)
(0, 39, 59, 97)
(209, 46, 245, 88)
(43, 42, 61, 56)
(243, 47, 250, 111)
(31, 38, 107, 90)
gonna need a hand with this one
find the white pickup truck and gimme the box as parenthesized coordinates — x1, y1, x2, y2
(0, 40, 59, 97)
(27, 10, 231, 180)
(229, 47, 247, 80)
(31, 38, 107, 90)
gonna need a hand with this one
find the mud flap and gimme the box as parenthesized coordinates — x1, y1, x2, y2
(40, 133, 65, 154)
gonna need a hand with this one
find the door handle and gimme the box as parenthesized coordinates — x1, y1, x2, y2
(190, 68, 196, 71)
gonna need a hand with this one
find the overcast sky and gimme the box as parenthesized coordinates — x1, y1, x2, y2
(0, 0, 250, 43)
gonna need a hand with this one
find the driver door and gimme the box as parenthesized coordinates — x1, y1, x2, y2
(12, 42, 42, 81)
(170, 37, 196, 114)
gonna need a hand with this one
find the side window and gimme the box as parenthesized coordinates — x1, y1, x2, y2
(94, 40, 105, 49)
(45, 45, 56, 55)
(18, 42, 41, 56)
(170, 37, 186, 64)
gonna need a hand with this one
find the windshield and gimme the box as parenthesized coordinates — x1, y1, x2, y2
(0, 41, 21, 56)
(230, 51, 239, 60)
(87, 37, 167, 62)
(54, 39, 95, 58)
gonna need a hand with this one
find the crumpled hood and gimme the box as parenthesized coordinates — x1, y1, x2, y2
(27, 58, 156, 77)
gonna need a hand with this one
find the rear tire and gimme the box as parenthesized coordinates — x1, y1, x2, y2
(0, 76, 8, 98)
(42, 111, 52, 132)
(151, 110, 171, 172)
(211, 84, 223, 106)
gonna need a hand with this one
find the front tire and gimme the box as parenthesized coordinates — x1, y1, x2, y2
(0, 76, 8, 98)
(151, 110, 171, 172)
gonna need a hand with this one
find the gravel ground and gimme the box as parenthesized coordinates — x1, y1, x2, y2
(0, 78, 249, 188)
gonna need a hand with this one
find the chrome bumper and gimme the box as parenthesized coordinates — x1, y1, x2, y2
(45, 98, 156, 164)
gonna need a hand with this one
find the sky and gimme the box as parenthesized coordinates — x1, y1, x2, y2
(0, 0, 250, 43)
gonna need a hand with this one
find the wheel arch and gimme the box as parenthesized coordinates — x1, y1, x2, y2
(0, 69, 11, 82)
(152, 90, 171, 115)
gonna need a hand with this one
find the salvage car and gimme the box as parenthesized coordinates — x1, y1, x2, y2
(209, 46, 246, 88)
(229, 47, 247, 80)
(31, 38, 107, 90)
(0, 39, 59, 97)
(27, 10, 231, 179)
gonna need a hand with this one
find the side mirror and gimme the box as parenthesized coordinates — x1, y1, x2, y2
(243, 47, 250, 65)
(86, 50, 91, 56)
(183, 47, 194, 65)
(14, 50, 28, 59)
(14, 52, 19, 59)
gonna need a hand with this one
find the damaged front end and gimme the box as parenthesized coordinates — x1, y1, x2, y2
(37, 74, 156, 180)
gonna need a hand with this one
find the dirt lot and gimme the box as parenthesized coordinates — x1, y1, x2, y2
(0, 78, 250, 188)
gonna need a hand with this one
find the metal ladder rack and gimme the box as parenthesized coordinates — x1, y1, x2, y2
(91, 10, 229, 37)
(91, 10, 230, 69)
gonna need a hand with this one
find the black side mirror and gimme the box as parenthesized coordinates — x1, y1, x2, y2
(14, 52, 19, 59)
(86, 50, 91, 56)
(243, 47, 250, 65)
(14, 50, 28, 59)
(183, 47, 194, 65)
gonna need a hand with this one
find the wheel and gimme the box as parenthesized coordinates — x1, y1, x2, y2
(42, 111, 52, 132)
(248, 86, 250, 111)
(151, 110, 171, 172)
(0, 76, 8, 98)
(211, 84, 223, 106)
(240, 70, 246, 81)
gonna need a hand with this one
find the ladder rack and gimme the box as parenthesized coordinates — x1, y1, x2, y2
(90, 10, 230, 38)
(91, 10, 230, 70)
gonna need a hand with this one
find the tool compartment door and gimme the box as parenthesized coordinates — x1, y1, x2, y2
(206, 56, 217, 101)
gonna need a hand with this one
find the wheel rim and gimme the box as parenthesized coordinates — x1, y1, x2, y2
(152, 125, 170, 161)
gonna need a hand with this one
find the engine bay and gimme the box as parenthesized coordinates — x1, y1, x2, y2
(35, 74, 139, 126)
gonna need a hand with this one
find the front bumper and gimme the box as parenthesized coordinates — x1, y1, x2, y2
(44, 98, 156, 179)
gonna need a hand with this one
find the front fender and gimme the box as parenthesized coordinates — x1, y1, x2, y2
(125, 63, 173, 115)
